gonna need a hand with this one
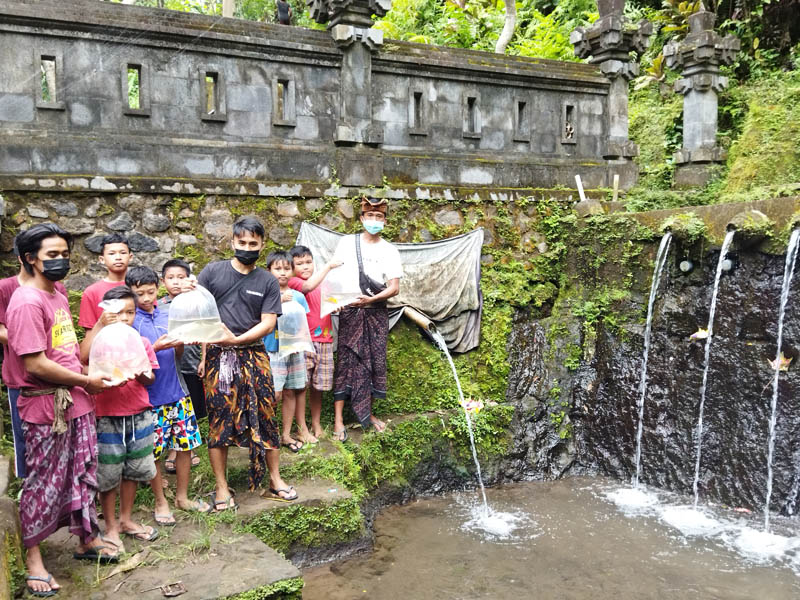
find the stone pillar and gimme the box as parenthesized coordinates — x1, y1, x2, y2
(309, 0, 390, 186)
(570, 0, 652, 161)
(664, 4, 739, 187)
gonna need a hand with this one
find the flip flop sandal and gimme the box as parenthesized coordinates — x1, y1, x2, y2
(179, 498, 213, 514)
(332, 429, 348, 442)
(266, 486, 299, 502)
(211, 493, 238, 513)
(164, 458, 177, 474)
(153, 512, 177, 527)
(281, 440, 303, 453)
(100, 535, 126, 555)
(73, 545, 119, 564)
(191, 453, 201, 468)
(26, 574, 59, 598)
(123, 525, 159, 542)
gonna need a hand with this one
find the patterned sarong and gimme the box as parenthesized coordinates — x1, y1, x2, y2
(19, 413, 99, 548)
(333, 306, 389, 428)
(204, 345, 280, 490)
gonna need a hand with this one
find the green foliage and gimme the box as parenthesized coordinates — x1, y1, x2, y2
(238, 498, 365, 554)
(440, 404, 515, 458)
(724, 70, 800, 194)
(374, 0, 590, 59)
(628, 86, 683, 192)
(222, 578, 304, 600)
(660, 212, 708, 244)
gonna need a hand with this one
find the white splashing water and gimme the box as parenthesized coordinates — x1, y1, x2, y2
(764, 227, 800, 531)
(431, 331, 488, 512)
(634, 232, 672, 488)
(606, 487, 660, 515)
(661, 506, 727, 537)
(728, 527, 800, 563)
(692, 229, 736, 507)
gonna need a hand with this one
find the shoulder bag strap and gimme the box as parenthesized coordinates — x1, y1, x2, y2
(355, 233, 366, 277)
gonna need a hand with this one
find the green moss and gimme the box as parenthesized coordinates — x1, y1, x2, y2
(660, 212, 708, 244)
(3, 527, 24, 599)
(222, 577, 304, 600)
(237, 498, 365, 555)
(725, 72, 800, 194)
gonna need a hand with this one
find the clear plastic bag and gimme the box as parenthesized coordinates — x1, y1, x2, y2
(277, 300, 314, 358)
(88, 322, 153, 385)
(167, 284, 226, 343)
(319, 265, 362, 318)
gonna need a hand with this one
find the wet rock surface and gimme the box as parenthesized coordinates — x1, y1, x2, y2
(507, 246, 800, 514)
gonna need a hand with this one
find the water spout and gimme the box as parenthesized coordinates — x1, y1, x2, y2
(431, 330, 489, 514)
(633, 231, 672, 488)
(764, 227, 800, 531)
(692, 229, 736, 507)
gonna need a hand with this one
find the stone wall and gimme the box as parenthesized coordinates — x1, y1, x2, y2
(0, 188, 566, 290)
(0, 0, 635, 195)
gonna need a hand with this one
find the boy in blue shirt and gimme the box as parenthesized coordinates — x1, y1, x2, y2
(263, 251, 313, 451)
(126, 266, 210, 523)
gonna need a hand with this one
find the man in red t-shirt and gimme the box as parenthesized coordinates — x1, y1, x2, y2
(78, 233, 132, 329)
(288, 246, 341, 440)
(8, 223, 120, 596)
(0, 239, 66, 478)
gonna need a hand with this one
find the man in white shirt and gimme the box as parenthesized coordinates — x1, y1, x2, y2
(331, 197, 402, 439)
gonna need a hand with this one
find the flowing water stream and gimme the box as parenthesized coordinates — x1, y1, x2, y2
(633, 231, 672, 488)
(692, 229, 736, 506)
(431, 330, 488, 512)
(764, 227, 800, 531)
(303, 479, 800, 600)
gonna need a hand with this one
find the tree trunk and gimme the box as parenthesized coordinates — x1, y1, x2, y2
(495, 0, 516, 54)
(223, 0, 235, 16)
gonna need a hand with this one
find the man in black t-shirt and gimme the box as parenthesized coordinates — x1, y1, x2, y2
(196, 216, 297, 506)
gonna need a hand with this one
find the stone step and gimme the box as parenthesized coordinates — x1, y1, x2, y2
(36, 476, 350, 599)
(44, 527, 299, 599)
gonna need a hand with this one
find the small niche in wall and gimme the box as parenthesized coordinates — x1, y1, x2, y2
(561, 102, 576, 145)
(463, 93, 481, 139)
(272, 77, 296, 127)
(35, 52, 65, 110)
(122, 61, 150, 116)
(408, 88, 428, 136)
(514, 98, 530, 142)
(200, 69, 227, 122)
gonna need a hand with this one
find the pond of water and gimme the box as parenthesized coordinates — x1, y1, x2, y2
(303, 478, 800, 599)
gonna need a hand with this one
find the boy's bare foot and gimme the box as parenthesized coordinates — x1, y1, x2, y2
(281, 437, 304, 453)
(153, 499, 175, 525)
(26, 548, 60, 595)
(120, 523, 159, 542)
(312, 426, 325, 439)
(298, 429, 318, 444)
(176, 497, 212, 513)
(26, 572, 60, 595)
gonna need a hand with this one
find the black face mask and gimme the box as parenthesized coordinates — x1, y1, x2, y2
(234, 249, 260, 266)
(41, 258, 70, 282)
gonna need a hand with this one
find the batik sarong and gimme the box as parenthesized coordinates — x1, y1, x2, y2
(203, 344, 280, 490)
(19, 413, 99, 548)
(333, 306, 389, 428)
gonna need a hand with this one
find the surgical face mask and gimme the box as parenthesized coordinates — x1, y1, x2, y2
(363, 220, 384, 235)
(41, 258, 70, 281)
(234, 249, 260, 265)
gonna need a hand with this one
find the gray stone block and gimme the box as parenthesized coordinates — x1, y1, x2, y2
(128, 232, 159, 252)
(48, 200, 79, 217)
(27, 205, 49, 218)
(143, 210, 171, 233)
(434, 209, 462, 226)
(84, 234, 106, 254)
(0, 93, 34, 122)
(108, 212, 135, 231)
